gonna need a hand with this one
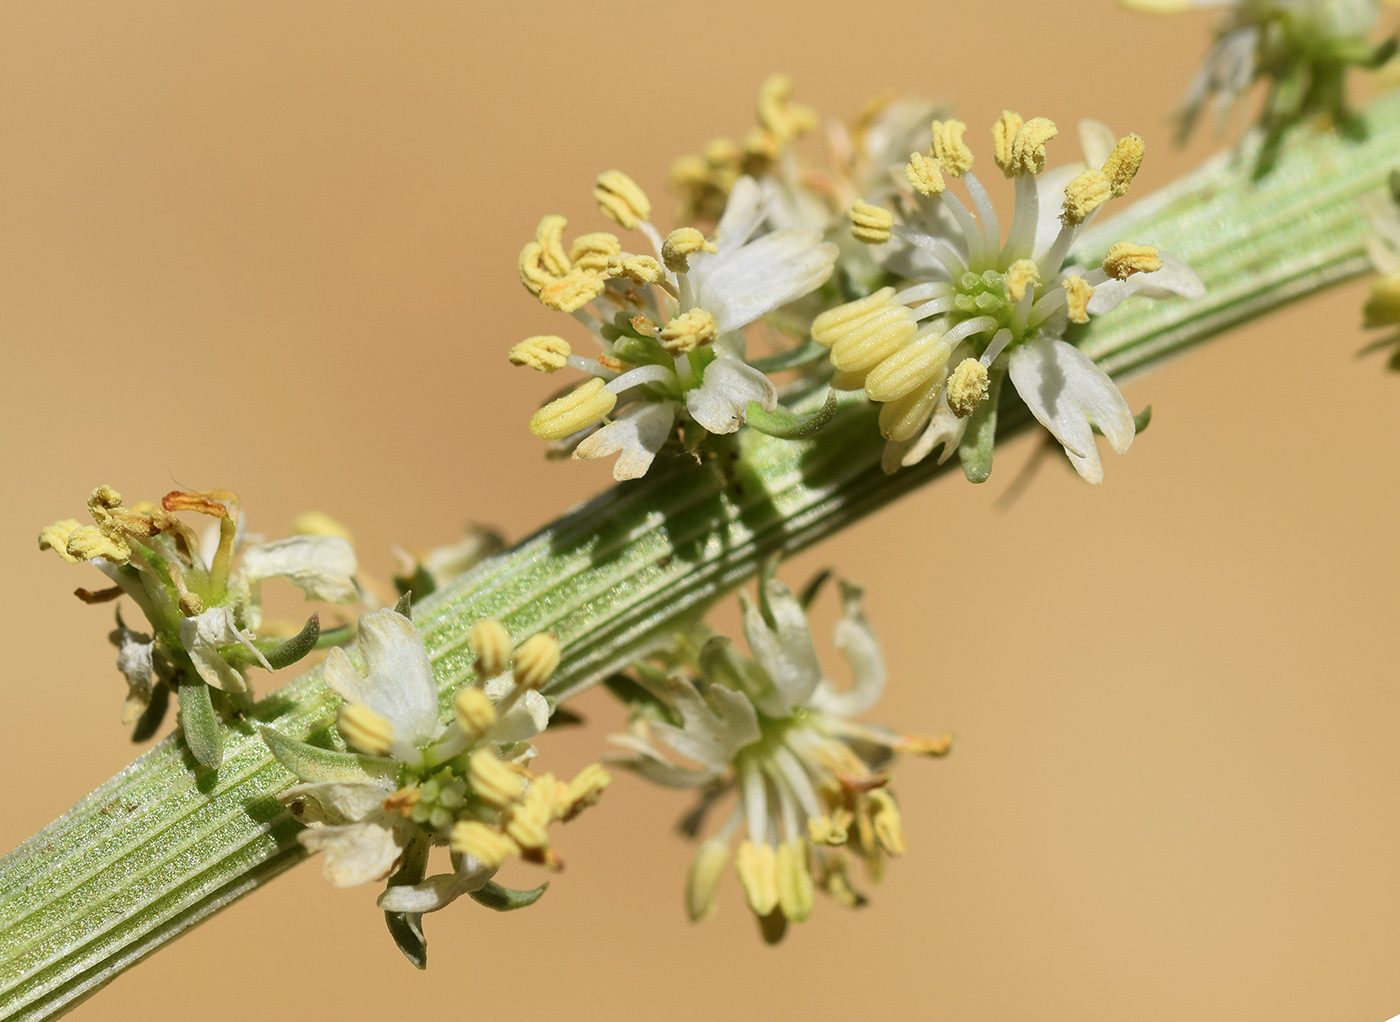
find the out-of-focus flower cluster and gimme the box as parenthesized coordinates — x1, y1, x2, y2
(1360, 168, 1400, 364)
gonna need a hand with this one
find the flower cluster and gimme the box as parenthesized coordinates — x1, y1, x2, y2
(1360, 168, 1400, 364)
(816, 113, 1204, 483)
(39, 486, 359, 766)
(266, 607, 608, 965)
(510, 170, 838, 479)
(607, 571, 950, 943)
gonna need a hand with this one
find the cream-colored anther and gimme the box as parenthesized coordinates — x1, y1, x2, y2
(863, 331, 953, 403)
(606, 254, 667, 287)
(704, 136, 743, 168)
(38, 520, 83, 564)
(905, 151, 945, 196)
(807, 814, 849, 846)
(743, 126, 780, 166)
(658, 308, 718, 354)
(817, 855, 864, 908)
(1102, 242, 1162, 279)
(468, 747, 525, 808)
(64, 524, 130, 564)
(338, 703, 394, 757)
(828, 305, 918, 374)
(686, 837, 730, 922)
(900, 732, 955, 756)
(947, 357, 990, 418)
(869, 789, 906, 856)
(661, 227, 717, 273)
(518, 242, 554, 295)
(594, 169, 652, 229)
(831, 368, 869, 392)
(528, 378, 617, 441)
(450, 820, 515, 869)
(568, 232, 622, 273)
(848, 200, 894, 245)
(1061, 169, 1112, 226)
(538, 270, 606, 313)
(534, 215, 572, 278)
(878, 375, 943, 442)
(453, 686, 498, 741)
(1064, 274, 1094, 324)
(1006, 258, 1042, 303)
(811, 288, 897, 347)
(559, 763, 611, 821)
(468, 618, 512, 677)
(1365, 270, 1400, 327)
(757, 73, 818, 144)
(290, 511, 353, 541)
(776, 840, 815, 922)
(1102, 133, 1145, 197)
(504, 778, 554, 849)
(735, 839, 779, 916)
(930, 119, 974, 176)
(513, 632, 561, 690)
(508, 335, 572, 373)
(1009, 117, 1058, 177)
(992, 110, 1025, 176)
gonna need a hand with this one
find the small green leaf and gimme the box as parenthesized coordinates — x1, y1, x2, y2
(393, 592, 413, 619)
(745, 389, 839, 440)
(259, 726, 398, 784)
(958, 370, 1003, 484)
(469, 880, 548, 912)
(749, 340, 830, 373)
(797, 569, 833, 610)
(393, 564, 436, 602)
(384, 835, 430, 970)
(178, 681, 223, 769)
(260, 614, 321, 670)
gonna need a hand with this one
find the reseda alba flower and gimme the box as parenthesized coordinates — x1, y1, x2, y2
(607, 572, 950, 944)
(266, 608, 608, 965)
(816, 113, 1204, 484)
(38, 486, 359, 766)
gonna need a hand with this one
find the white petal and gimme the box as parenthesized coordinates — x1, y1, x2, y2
(696, 231, 838, 333)
(686, 358, 777, 435)
(236, 535, 359, 603)
(112, 624, 154, 718)
(178, 605, 265, 692)
(1086, 255, 1205, 314)
(740, 581, 823, 710)
(377, 860, 495, 914)
(573, 401, 679, 480)
(646, 675, 760, 773)
(326, 609, 441, 747)
(808, 582, 886, 718)
(1077, 120, 1118, 170)
(480, 675, 550, 744)
(279, 780, 395, 826)
(606, 731, 719, 788)
(901, 389, 968, 468)
(711, 176, 765, 255)
(298, 820, 404, 887)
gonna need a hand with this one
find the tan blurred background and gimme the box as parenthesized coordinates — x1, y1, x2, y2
(3, 2, 1400, 1019)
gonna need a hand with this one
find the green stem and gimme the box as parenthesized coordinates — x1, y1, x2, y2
(3, 93, 1399, 1020)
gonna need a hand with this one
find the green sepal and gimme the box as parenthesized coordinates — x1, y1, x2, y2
(957, 370, 1003, 484)
(749, 340, 830, 373)
(178, 680, 223, 769)
(393, 592, 413, 620)
(609, 333, 673, 369)
(130, 683, 170, 743)
(262, 614, 321, 670)
(469, 880, 548, 912)
(393, 564, 436, 603)
(744, 389, 839, 440)
(797, 568, 833, 610)
(259, 726, 398, 784)
(384, 835, 430, 970)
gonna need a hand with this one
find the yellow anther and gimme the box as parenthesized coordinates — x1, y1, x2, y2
(863, 331, 954, 403)
(468, 618, 513, 677)
(686, 837, 731, 922)
(878, 375, 942, 442)
(848, 200, 894, 245)
(38, 520, 83, 564)
(538, 269, 606, 313)
(905, 151, 945, 197)
(508, 335, 572, 373)
(658, 308, 719, 355)
(757, 73, 818, 144)
(450, 820, 515, 869)
(812, 288, 896, 347)
(568, 232, 622, 273)
(992, 110, 1024, 176)
(630, 315, 659, 337)
(1064, 274, 1094, 324)
(513, 632, 561, 690)
(1118, 0, 1196, 12)
(64, 524, 130, 564)
(504, 777, 555, 849)
(338, 703, 395, 757)
(742, 126, 780, 168)
(930, 119, 974, 176)
(1009, 117, 1058, 177)
(606, 254, 667, 287)
(775, 839, 815, 922)
(1364, 269, 1400, 327)
(89, 485, 123, 514)
(1061, 170, 1112, 227)
(868, 789, 906, 856)
(1103, 242, 1163, 280)
(815, 854, 865, 908)
(453, 686, 498, 741)
(529, 378, 618, 441)
(947, 358, 990, 418)
(735, 839, 779, 916)
(558, 763, 611, 822)
(534, 215, 572, 278)
(703, 136, 743, 168)
(1102, 133, 1146, 197)
(807, 814, 849, 846)
(518, 242, 554, 295)
(661, 227, 717, 273)
(289, 511, 353, 541)
(899, 732, 955, 756)
(468, 747, 526, 808)
(595, 169, 652, 230)
(829, 305, 919, 374)
(1006, 258, 1042, 303)
(382, 786, 421, 817)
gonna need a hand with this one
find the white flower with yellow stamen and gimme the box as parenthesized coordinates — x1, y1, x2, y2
(607, 572, 950, 943)
(267, 609, 608, 963)
(814, 114, 1204, 484)
(513, 171, 838, 480)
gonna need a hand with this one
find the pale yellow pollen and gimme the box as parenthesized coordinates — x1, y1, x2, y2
(518, 241, 555, 296)
(899, 732, 956, 756)
(512, 632, 562, 690)
(529, 378, 618, 441)
(38, 520, 83, 564)
(629, 315, 659, 337)
(594, 169, 652, 230)
(658, 308, 719, 355)
(904, 151, 945, 197)
(534, 215, 572, 278)
(868, 789, 906, 856)
(947, 358, 990, 418)
(89, 485, 123, 513)
(1009, 117, 1058, 177)
(775, 839, 815, 922)
(807, 814, 849, 846)
(1102, 242, 1163, 280)
(290, 511, 353, 542)
(453, 686, 498, 741)
(338, 703, 395, 757)
(878, 375, 943, 442)
(686, 837, 731, 922)
(606, 254, 667, 287)
(64, 524, 130, 564)
(538, 270, 606, 313)
(703, 136, 743, 168)
(558, 763, 611, 822)
(508, 335, 572, 373)
(1060, 169, 1112, 227)
(735, 839, 779, 916)
(742, 126, 780, 166)
(757, 72, 818, 144)
(863, 331, 954, 403)
(811, 288, 897, 348)
(504, 777, 555, 849)
(1064, 274, 1094, 324)
(568, 232, 622, 273)
(468, 618, 513, 677)
(1006, 258, 1042, 303)
(468, 747, 526, 808)
(848, 200, 894, 245)
(930, 119, 974, 176)
(1101, 133, 1146, 197)
(661, 227, 718, 273)
(992, 110, 1025, 176)
(1364, 269, 1400, 327)
(828, 305, 918, 374)
(450, 820, 515, 869)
